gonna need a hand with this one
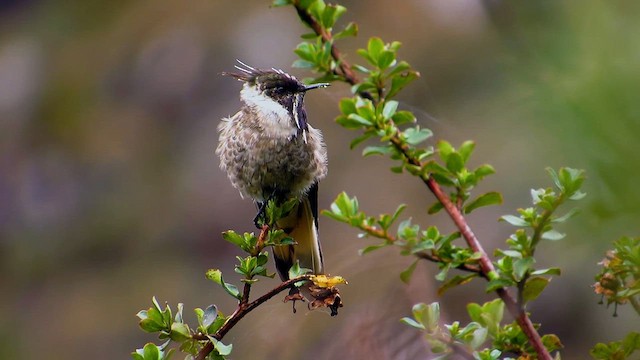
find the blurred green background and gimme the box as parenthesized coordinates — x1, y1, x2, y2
(1, 1, 638, 359)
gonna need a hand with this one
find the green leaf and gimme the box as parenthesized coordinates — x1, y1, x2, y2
(437, 140, 454, 162)
(202, 305, 217, 331)
(474, 164, 495, 179)
(400, 316, 425, 330)
(359, 242, 389, 255)
(288, 260, 311, 279)
(139, 317, 166, 333)
(542, 230, 565, 241)
(334, 22, 358, 39)
(541, 334, 564, 352)
(416, 302, 440, 332)
(400, 259, 419, 284)
(458, 141, 475, 163)
(339, 97, 356, 115)
(169, 322, 191, 342)
(206, 269, 241, 300)
(212, 338, 233, 356)
(464, 192, 503, 214)
(141, 343, 161, 360)
(347, 113, 373, 126)
(292, 59, 315, 69)
(446, 152, 464, 173)
(530, 267, 561, 276)
(349, 132, 373, 149)
(387, 70, 419, 98)
(513, 257, 534, 281)
(427, 201, 444, 214)
(522, 276, 550, 303)
(382, 100, 398, 119)
(437, 273, 479, 295)
(500, 215, 529, 227)
(485, 278, 513, 292)
(404, 127, 433, 145)
(392, 110, 415, 125)
(222, 231, 246, 250)
(377, 50, 396, 70)
(551, 207, 580, 223)
(366, 37, 385, 66)
(363, 145, 392, 157)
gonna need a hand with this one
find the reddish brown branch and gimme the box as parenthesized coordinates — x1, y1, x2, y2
(390, 138, 551, 360)
(290, 4, 552, 359)
(195, 275, 312, 360)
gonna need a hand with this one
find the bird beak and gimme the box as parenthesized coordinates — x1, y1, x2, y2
(304, 83, 330, 91)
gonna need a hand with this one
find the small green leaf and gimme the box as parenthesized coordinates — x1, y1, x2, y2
(212, 338, 233, 356)
(392, 110, 415, 125)
(169, 322, 191, 342)
(347, 113, 373, 126)
(400, 259, 419, 284)
(552, 208, 580, 223)
(485, 278, 514, 292)
(446, 152, 464, 173)
(427, 201, 444, 214)
(530, 267, 561, 276)
(288, 261, 311, 279)
(139, 318, 166, 333)
(437, 273, 478, 295)
(141, 343, 161, 360)
(387, 70, 419, 98)
(513, 257, 535, 281)
(377, 50, 396, 70)
(542, 230, 565, 241)
(292, 59, 315, 69)
(522, 276, 550, 302)
(464, 192, 503, 214)
(366, 37, 385, 65)
(222, 231, 247, 250)
(334, 22, 358, 39)
(363, 145, 392, 157)
(458, 141, 475, 163)
(474, 164, 495, 179)
(339, 97, 356, 115)
(206, 269, 241, 300)
(400, 317, 425, 330)
(404, 127, 433, 145)
(382, 100, 398, 119)
(500, 215, 529, 227)
(202, 305, 217, 331)
(437, 141, 454, 162)
(541, 334, 564, 352)
(359, 242, 389, 255)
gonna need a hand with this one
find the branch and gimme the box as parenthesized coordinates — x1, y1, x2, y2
(292, 4, 552, 359)
(390, 137, 552, 360)
(195, 275, 313, 360)
(360, 222, 483, 275)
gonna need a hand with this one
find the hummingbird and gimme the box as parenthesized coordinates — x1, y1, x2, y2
(216, 61, 329, 289)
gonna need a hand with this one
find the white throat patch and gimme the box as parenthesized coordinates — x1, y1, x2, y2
(240, 84, 297, 138)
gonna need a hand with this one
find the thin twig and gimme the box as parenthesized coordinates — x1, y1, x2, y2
(291, 4, 552, 359)
(195, 275, 313, 360)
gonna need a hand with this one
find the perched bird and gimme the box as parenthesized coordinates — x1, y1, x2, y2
(216, 61, 329, 286)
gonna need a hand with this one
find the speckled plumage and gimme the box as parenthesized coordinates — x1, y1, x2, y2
(216, 105, 327, 202)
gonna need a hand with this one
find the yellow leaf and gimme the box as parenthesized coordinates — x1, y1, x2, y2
(309, 275, 348, 288)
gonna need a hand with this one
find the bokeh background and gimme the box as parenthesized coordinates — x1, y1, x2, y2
(2, 1, 639, 359)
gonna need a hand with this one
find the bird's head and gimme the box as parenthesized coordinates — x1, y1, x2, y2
(223, 60, 329, 137)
